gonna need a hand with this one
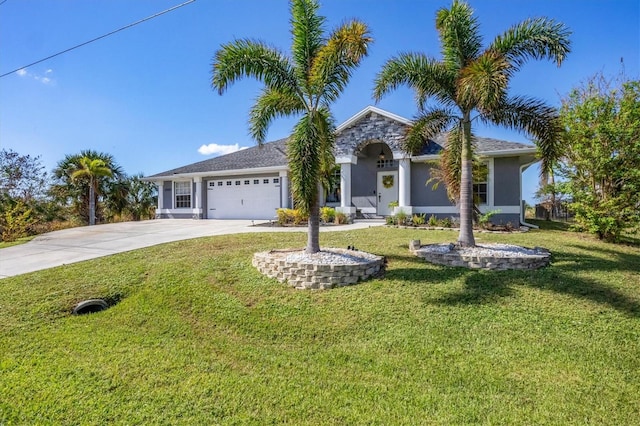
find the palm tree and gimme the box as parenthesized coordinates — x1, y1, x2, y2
(373, 0, 570, 247)
(211, 0, 371, 254)
(52, 150, 123, 225)
(71, 157, 113, 225)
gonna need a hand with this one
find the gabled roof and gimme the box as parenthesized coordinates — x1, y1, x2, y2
(415, 133, 536, 157)
(147, 138, 288, 179)
(146, 107, 536, 179)
(336, 105, 412, 133)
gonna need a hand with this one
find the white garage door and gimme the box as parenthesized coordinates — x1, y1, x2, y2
(207, 177, 281, 219)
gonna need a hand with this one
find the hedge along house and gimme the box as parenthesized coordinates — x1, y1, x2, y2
(145, 106, 538, 226)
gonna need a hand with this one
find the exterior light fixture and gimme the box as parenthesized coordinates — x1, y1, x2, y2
(379, 146, 385, 160)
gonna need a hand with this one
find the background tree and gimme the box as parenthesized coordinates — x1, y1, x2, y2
(211, 0, 371, 253)
(52, 150, 124, 225)
(0, 149, 49, 201)
(124, 174, 157, 221)
(373, 0, 570, 246)
(557, 73, 640, 242)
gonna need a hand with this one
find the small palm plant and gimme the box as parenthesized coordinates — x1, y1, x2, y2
(211, 0, 371, 253)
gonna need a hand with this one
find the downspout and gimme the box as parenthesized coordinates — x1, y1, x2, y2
(520, 161, 539, 229)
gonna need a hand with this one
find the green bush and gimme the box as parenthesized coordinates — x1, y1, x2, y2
(320, 206, 336, 223)
(395, 211, 408, 226)
(428, 214, 439, 227)
(1, 201, 35, 242)
(478, 209, 501, 229)
(440, 217, 453, 228)
(412, 214, 425, 226)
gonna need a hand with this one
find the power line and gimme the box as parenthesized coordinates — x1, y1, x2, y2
(0, 0, 196, 78)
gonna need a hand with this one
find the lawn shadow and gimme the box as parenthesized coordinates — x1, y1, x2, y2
(423, 250, 640, 317)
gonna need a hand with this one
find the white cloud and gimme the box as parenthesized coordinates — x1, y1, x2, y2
(15, 68, 54, 85)
(197, 143, 247, 156)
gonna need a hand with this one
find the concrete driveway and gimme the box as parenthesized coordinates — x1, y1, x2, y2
(0, 219, 384, 278)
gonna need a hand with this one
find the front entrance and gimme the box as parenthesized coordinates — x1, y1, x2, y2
(377, 171, 398, 216)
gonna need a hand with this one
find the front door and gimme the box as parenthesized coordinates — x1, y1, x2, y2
(377, 171, 398, 216)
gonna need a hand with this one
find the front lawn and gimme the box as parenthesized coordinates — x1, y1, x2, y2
(1, 225, 638, 424)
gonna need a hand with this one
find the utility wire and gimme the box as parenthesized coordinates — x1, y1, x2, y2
(0, 0, 195, 78)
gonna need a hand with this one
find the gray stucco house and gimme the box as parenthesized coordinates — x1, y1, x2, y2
(145, 106, 538, 225)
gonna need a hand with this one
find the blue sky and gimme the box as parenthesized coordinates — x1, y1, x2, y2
(1, 0, 638, 204)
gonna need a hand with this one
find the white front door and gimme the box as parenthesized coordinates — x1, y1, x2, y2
(377, 171, 398, 216)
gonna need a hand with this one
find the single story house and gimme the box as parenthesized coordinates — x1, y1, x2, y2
(145, 106, 538, 226)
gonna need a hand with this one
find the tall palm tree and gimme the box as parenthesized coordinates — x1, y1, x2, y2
(71, 157, 113, 225)
(373, 0, 570, 247)
(211, 0, 371, 253)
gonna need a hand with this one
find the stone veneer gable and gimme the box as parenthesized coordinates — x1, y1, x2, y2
(335, 112, 410, 157)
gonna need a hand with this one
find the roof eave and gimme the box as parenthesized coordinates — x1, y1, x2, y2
(143, 165, 287, 181)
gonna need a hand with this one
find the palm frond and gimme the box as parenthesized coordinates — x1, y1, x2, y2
(404, 107, 458, 154)
(290, 0, 325, 88)
(211, 39, 297, 96)
(481, 95, 563, 175)
(458, 51, 510, 111)
(489, 17, 571, 71)
(435, 0, 482, 71)
(373, 53, 455, 107)
(310, 19, 371, 104)
(287, 113, 322, 214)
(250, 88, 305, 143)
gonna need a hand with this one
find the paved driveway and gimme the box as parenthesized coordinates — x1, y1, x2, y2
(0, 219, 384, 278)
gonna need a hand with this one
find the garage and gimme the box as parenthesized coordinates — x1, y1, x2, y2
(207, 176, 281, 219)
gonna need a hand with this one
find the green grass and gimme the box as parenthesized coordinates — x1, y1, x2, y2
(0, 235, 35, 248)
(1, 225, 639, 424)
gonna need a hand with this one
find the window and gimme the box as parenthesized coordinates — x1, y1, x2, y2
(226, 181, 232, 186)
(376, 159, 397, 168)
(473, 162, 489, 204)
(263, 179, 269, 184)
(208, 181, 215, 187)
(217, 181, 223, 186)
(175, 181, 191, 208)
(244, 180, 250, 185)
(326, 167, 341, 203)
(235, 181, 241, 186)
(253, 179, 259, 184)
(273, 178, 279, 184)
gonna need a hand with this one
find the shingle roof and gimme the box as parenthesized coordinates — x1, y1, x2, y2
(148, 138, 289, 178)
(417, 133, 535, 156)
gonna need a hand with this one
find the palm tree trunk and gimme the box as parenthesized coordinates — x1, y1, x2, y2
(89, 181, 96, 226)
(306, 197, 321, 254)
(458, 113, 476, 247)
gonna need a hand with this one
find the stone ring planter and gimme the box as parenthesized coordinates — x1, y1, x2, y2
(410, 240, 551, 270)
(253, 248, 385, 290)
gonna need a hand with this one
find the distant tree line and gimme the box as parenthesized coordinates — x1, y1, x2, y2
(0, 149, 157, 242)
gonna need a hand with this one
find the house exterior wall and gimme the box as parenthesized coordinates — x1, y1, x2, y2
(493, 157, 521, 206)
(410, 162, 453, 207)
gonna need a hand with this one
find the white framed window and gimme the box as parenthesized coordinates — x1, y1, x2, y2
(235, 180, 241, 185)
(226, 181, 232, 186)
(376, 159, 397, 168)
(217, 181, 223, 186)
(208, 181, 215, 187)
(174, 181, 191, 208)
(473, 162, 489, 205)
(244, 180, 250, 185)
(253, 179, 259, 184)
(263, 179, 269, 184)
(273, 178, 279, 184)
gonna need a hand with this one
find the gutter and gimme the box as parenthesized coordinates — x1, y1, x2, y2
(520, 161, 539, 229)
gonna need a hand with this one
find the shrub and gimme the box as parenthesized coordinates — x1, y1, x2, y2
(335, 212, 348, 224)
(440, 217, 453, 228)
(478, 209, 501, 229)
(385, 215, 396, 225)
(1, 201, 35, 242)
(412, 214, 425, 226)
(276, 208, 295, 225)
(428, 214, 439, 227)
(320, 206, 336, 223)
(293, 209, 308, 225)
(395, 211, 408, 226)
